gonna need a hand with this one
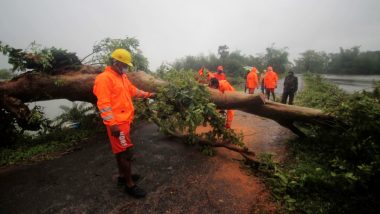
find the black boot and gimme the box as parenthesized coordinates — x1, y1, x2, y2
(117, 174, 141, 186)
(125, 185, 147, 198)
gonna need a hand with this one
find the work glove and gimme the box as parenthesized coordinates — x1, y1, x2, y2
(110, 125, 121, 137)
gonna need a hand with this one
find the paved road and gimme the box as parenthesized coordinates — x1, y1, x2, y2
(0, 112, 295, 213)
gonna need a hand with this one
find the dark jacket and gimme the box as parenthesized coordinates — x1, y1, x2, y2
(283, 74, 298, 93)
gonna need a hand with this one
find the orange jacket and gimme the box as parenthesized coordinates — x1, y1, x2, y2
(264, 67, 278, 89)
(214, 72, 226, 81)
(198, 67, 204, 76)
(93, 66, 151, 126)
(207, 71, 215, 81)
(246, 68, 259, 89)
(218, 80, 234, 128)
(218, 79, 235, 93)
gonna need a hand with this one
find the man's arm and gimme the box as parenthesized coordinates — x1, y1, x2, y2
(124, 76, 154, 99)
(93, 76, 121, 137)
(93, 76, 118, 126)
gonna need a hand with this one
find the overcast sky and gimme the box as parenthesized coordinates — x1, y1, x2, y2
(1, 0, 379, 70)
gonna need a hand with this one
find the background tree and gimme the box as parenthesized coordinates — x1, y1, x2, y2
(82, 37, 149, 71)
(294, 46, 380, 74)
(218, 45, 229, 65)
(263, 45, 289, 73)
(294, 50, 329, 73)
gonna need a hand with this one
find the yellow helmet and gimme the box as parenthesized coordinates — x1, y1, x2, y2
(111, 49, 133, 67)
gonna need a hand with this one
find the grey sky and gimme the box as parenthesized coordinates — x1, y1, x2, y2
(1, 0, 379, 70)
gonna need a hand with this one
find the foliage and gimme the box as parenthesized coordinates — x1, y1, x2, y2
(256, 74, 380, 213)
(262, 45, 290, 73)
(0, 108, 21, 146)
(0, 102, 103, 165)
(0, 41, 81, 73)
(54, 102, 100, 128)
(294, 50, 329, 73)
(0, 68, 13, 79)
(83, 37, 149, 71)
(293, 73, 349, 109)
(294, 46, 380, 74)
(135, 69, 243, 153)
(0, 128, 94, 166)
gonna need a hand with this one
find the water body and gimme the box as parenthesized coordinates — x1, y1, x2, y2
(27, 100, 92, 120)
(322, 74, 380, 93)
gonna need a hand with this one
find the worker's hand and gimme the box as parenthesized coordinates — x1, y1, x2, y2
(110, 125, 121, 137)
(149, 93, 157, 99)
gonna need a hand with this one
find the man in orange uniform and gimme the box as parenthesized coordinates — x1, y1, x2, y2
(246, 67, 259, 94)
(264, 66, 278, 101)
(214, 65, 227, 81)
(93, 49, 155, 198)
(209, 78, 234, 129)
(198, 66, 204, 76)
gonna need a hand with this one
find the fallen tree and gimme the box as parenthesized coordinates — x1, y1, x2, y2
(0, 66, 333, 135)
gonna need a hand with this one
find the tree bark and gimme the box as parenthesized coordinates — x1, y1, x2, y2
(0, 66, 333, 134)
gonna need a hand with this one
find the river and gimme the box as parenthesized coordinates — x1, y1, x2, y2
(25, 74, 380, 119)
(322, 74, 380, 93)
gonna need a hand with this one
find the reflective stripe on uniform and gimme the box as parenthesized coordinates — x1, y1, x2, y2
(99, 106, 112, 113)
(102, 114, 114, 121)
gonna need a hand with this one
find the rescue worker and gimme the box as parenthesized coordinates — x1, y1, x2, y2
(207, 70, 215, 82)
(214, 65, 226, 81)
(259, 69, 267, 94)
(209, 77, 234, 129)
(246, 67, 259, 94)
(244, 69, 250, 93)
(264, 66, 278, 101)
(198, 66, 204, 76)
(281, 71, 298, 105)
(93, 49, 155, 198)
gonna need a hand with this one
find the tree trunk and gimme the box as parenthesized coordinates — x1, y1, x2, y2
(0, 66, 333, 134)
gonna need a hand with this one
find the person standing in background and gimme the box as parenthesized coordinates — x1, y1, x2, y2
(281, 71, 298, 105)
(260, 69, 267, 94)
(214, 65, 226, 81)
(209, 77, 235, 129)
(246, 67, 259, 94)
(264, 66, 278, 101)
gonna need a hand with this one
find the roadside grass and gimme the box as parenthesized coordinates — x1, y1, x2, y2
(252, 74, 380, 213)
(0, 128, 101, 166)
(0, 103, 104, 166)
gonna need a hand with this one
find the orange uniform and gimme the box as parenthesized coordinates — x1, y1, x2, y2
(214, 72, 226, 81)
(264, 67, 278, 89)
(246, 67, 259, 94)
(93, 66, 151, 153)
(218, 80, 235, 128)
(207, 71, 215, 81)
(198, 67, 204, 76)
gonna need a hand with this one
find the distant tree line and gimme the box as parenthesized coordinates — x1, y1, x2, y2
(169, 45, 380, 79)
(294, 46, 380, 74)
